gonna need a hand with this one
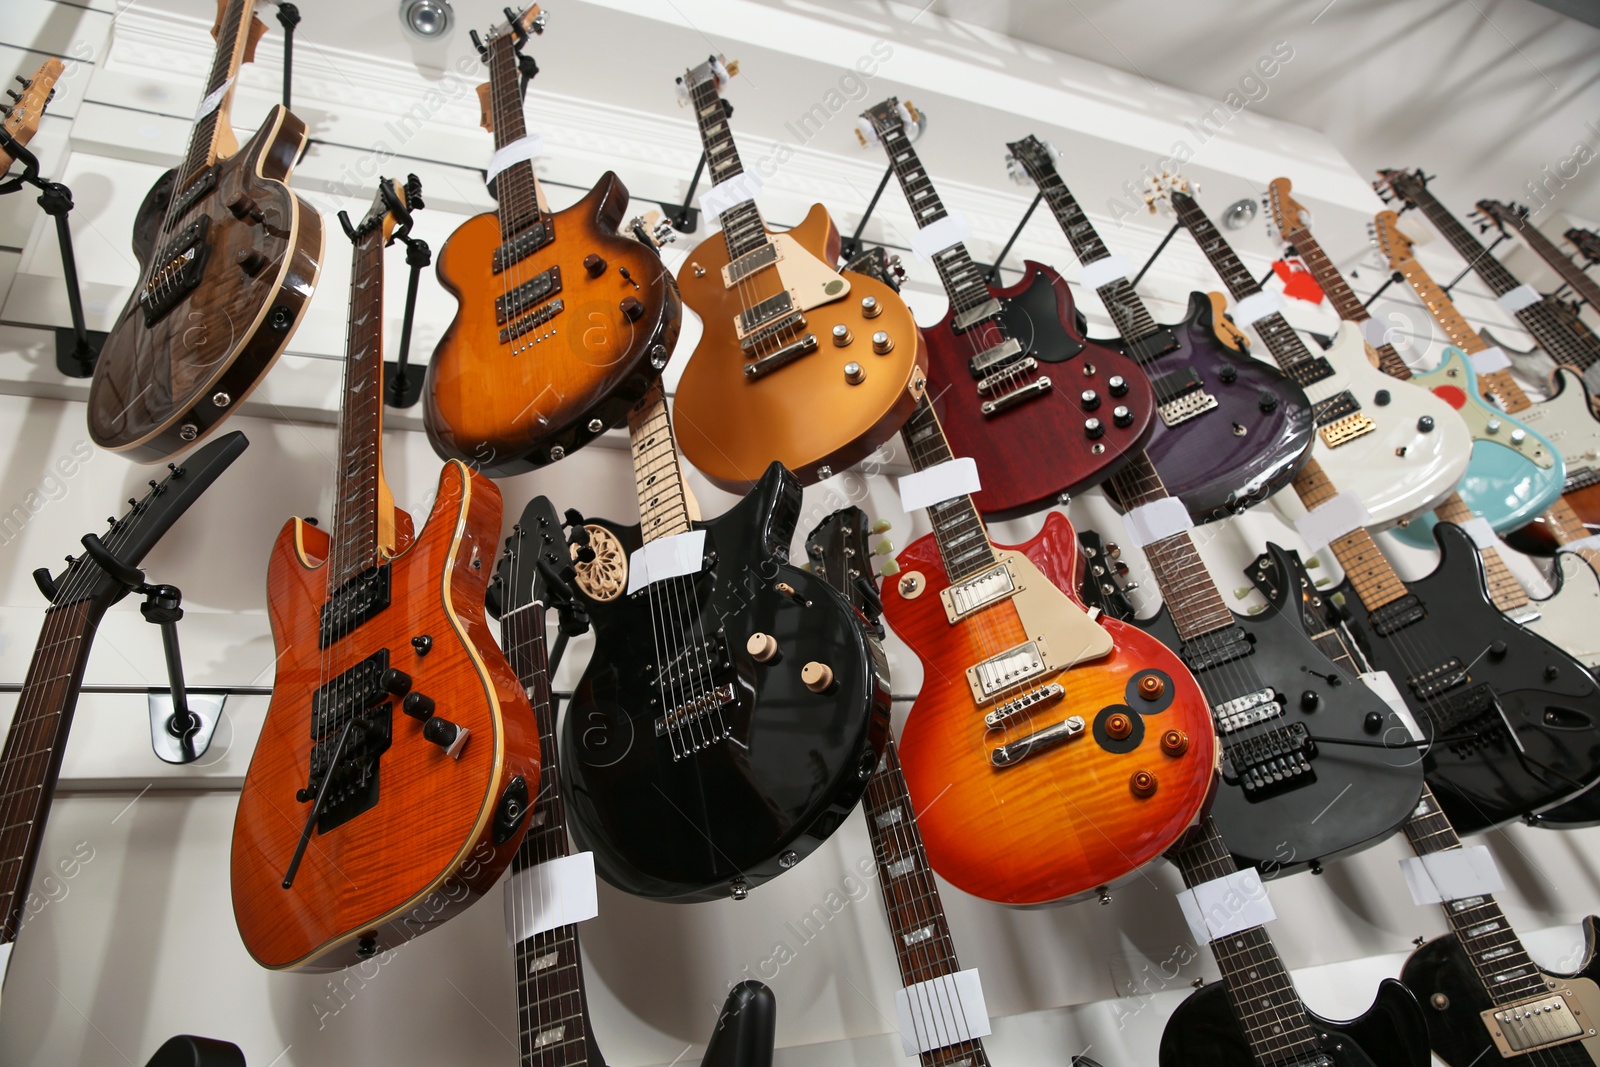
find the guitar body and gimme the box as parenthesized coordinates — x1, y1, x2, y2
(1160, 978, 1433, 1067)
(89, 105, 324, 461)
(1504, 368, 1600, 555)
(672, 203, 926, 489)
(1095, 291, 1314, 521)
(1525, 552, 1600, 668)
(424, 172, 681, 474)
(232, 461, 539, 971)
(1391, 348, 1564, 546)
(885, 511, 1216, 905)
(922, 261, 1157, 519)
(1336, 522, 1600, 834)
(1401, 915, 1600, 1066)
(560, 462, 891, 902)
(1130, 544, 1422, 870)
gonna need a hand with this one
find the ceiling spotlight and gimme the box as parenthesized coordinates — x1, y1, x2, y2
(401, 0, 454, 39)
(1223, 198, 1258, 230)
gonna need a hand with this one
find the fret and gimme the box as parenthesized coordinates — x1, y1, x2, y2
(685, 73, 772, 262)
(1431, 494, 1530, 613)
(1288, 461, 1410, 612)
(328, 229, 390, 588)
(482, 24, 542, 243)
(625, 386, 693, 543)
(1278, 221, 1415, 381)
(176, 0, 251, 189)
(900, 397, 998, 581)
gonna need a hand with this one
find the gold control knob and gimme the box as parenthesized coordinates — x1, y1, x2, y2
(844, 361, 866, 385)
(832, 323, 853, 346)
(861, 295, 882, 318)
(1130, 770, 1158, 797)
(1138, 675, 1165, 701)
(1105, 712, 1133, 740)
(802, 662, 835, 692)
(1160, 729, 1188, 757)
(747, 633, 779, 663)
(872, 331, 894, 355)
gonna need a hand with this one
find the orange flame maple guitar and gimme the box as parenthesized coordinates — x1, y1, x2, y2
(882, 395, 1217, 905)
(231, 179, 539, 972)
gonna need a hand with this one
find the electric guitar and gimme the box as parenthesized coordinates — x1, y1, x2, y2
(0, 431, 247, 996)
(558, 383, 891, 902)
(1478, 199, 1600, 328)
(487, 496, 779, 1067)
(0, 57, 64, 175)
(859, 98, 1158, 519)
(424, 5, 682, 475)
(142, 1036, 246, 1067)
(881, 394, 1216, 905)
(669, 57, 926, 490)
(1074, 452, 1423, 874)
(1158, 816, 1433, 1067)
(89, 0, 323, 461)
(1007, 136, 1314, 521)
(1152, 175, 1483, 530)
(231, 179, 540, 972)
(1376, 169, 1600, 377)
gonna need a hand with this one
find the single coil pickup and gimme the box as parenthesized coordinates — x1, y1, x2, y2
(985, 683, 1066, 728)
(1158, 390, 1219, 428)
(1370, 594, 1426, 636)
(491, 219, 552, 274)
(169, 165, 218, 220)
(138, 215, 212, 326)
(1319, 411, 1377, 448)
(1224, 722, 1315, 796)
(977, 358, 1038, 395)
(1311, 390, 1361, 427)
(319, 563, 392, 648)
(968, 337, 1025, 376)
(723, 241, 779, 286)
(306, 708, 392, 835)
(943, 562, 1017, 622)
(967, 641, 1047, 702)
(1482, 990, 1585, 1055)
(1565, 466, 1600, 493)
(1212, 688, 1283, 734)
(981, 377, 1053, 417)
(494, 266, 562, 325)
(991, 715, 1086, 767)
(1286, 356, 1336, 389)
(655, 682, 736, 759)
(737, 291, 796, 338)
(499, 298, 565, 344)
(1182, 627, 1254, 672)
(1122, 327, 1180, 362)
(740, 311, 808, 353)
(311, 649, 391, 738)
(951, 297, 1003, 333)
(1407, 657, 1468, 700)
(743, 333, 819, 380)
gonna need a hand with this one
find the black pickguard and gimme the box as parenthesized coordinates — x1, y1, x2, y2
(1336, 522, 1600, 834)
(560, 462, 891, 901)
(1401, 916, 1600, 1067)
(1160, 979, 1433, 1067)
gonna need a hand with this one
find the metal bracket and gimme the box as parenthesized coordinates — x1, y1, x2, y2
(838, 163, 896, 265)
(148, 691, 226, 765)
(1129, 221, 1183, 290)
(276, 3, 300, 110)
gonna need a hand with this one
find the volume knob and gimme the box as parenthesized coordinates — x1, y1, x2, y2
(380, 668, 413, 697)
(1107, 375, 1129, 397)
(619, 296, 645, 322)
(1113, 405, 1134, 428)
(583, 253, 607, 277)
(1084, 417, 1105, 439)
(1080, 389, 1101, 411)
(423, 716, 470, 758)
(402, 692, 436, 720)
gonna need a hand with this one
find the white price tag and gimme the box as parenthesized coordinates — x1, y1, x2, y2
(898, 458, 981, 512)
(1122, 497, 1194, 549)
(1295, 492, 1373, 549)
(503, 852, 600, 944)
(1469, 346, 1512, 374)
(910, 213, 973, 261)
(1561, 534, 1600, 553)
(1498, 284, 1542, 314)
(487, 134, 544, 183)
(625, 531, 708, 595)
(194, 76, 235, 121)
(1400, 846, 1505, 905)
(1456, 516, 1498, 549)
(1080, 255, 1134, 290)
(699, 171, 764, 221)
(1233, 291, 1284, 326)
(894, 969, 992, 1056)
(1177, 869, 1276, 944)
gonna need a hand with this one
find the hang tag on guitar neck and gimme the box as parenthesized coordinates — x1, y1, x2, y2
(1122, 497, 1193, 549)
(1400, 846, 1505, 905)
(894, 969, 992, 1056)
(1080, 255, 1134, 291)
(700, 172, 764, 222)
(1231, 291, 1283, 326)
(487, 134, 544, 184)
(1177, 868, 1276, 944)
(910, 214, 973, 261)
(625, 530, 708, 595)
(1294, 492, 1373, 550)
(194, 76, 235, 121)
(503, 852, 600, 944)
(1456, 516, 1499, 550)
(1497, 284, 1542, 315)
(1469, 346, 1512, 374)
(898, 458, 981, 512)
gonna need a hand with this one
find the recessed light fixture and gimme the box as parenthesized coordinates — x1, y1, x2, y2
(1223, 198, 1258, 230)
(400, 0, 454, 39)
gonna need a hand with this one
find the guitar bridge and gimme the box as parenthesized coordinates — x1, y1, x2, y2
(654, 682, 737, 758)
(494, 266, 563, 325)
(1482, 989, 1588, 1056)
(1223, 722, 1315, 796)
(990, 715, 1085, 767)
(500, 298, 565, 344)
(984, 682, 1065, 728)
(981, 377, 1053, 416)
(1318, 411, 1377, 448)
(139, 215, 213, 326)
(305, 707, 392, 835)
(1152, 367, 1217, 427)
(743, 333, 819, 380)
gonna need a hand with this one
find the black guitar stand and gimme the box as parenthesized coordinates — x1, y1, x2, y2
(976, 190, 1043, 284)
(383, 227, 431, 408)
(275, 2, 300, 110)
(1360, 271, 1406, 309)
(838, 163, 895, 265)
(75, 530, 222, 765)
(0, 129, 106, 379)
(1129, 221, 1183, 289)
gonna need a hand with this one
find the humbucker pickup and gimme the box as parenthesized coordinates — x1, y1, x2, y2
(1319, 411, 1377, 448)
(968, 337, 1024, 376)
(1287, 356, 1336, 389)
(494, 266, 562, 325)
(984, 682, 1066, 728)
(967, 641, 1047, 703)
(1224, 722, 1315, 796)
(500, 298, 565, 344)
(1182, 627, 1254, 672)
(1311, 389, 1361, 426)
(170, 164, 218, 220)
(319, 564, 392, 648)
(1370, 594, 1425, 636)
(1212, 687, 1282, 734)
(723, 242, 779, 287)
(990, 715, 1086, 767)
(952, 298, 1003, 332)
(492, 219, 553, 274)
(1482, 989, 1587, 1056)
(1407, 657, 1467, 700)
(737, 291, 796, 338)
(1122, 327, 1180, 362)
(311, 650, 391, 738)
(941, 561, 1018, 622)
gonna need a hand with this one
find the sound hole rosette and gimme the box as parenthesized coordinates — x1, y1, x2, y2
(574, 525, 627, 601)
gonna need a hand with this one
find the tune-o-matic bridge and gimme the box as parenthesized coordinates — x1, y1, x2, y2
(494, 265, 562, 325)
(491, 218, 552, 274)
(500, 298, 565, 344)
(743, 333, 819, 380)
(319, 564, 392, 648)
(977, 358, 1038, 395)
(1151, 366, 1218, 428)
(1482, 989, 1588, 1056)
(981, 378, 1053, 416)
(139, 215, 213, 326)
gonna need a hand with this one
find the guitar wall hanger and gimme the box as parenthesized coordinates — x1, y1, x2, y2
(275, 2, 300, 110)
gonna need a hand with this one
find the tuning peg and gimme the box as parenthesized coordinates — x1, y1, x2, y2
(1105, 542, 1121, 559)
(529, 8, 547, 33)
(653, 217, 676, 245)
(14, 75, 29, 88)
(870, 519, 892, 535)
(5, 89, 20, 103)
(1305, 555, 1322, 569)
(878, 559, 901, 578)
(873, 536, 895, 556)
(1233, 585, 1254, 599)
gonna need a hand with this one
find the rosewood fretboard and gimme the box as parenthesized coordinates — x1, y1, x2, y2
(326, 224, 390, 589)
(483, 23, 543, 243)
(684, 68, 767, 261)
(176, 0, 251, 194)
(898, 395, 997, 582)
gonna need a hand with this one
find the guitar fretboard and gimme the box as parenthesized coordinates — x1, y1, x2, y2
(627, 386, 693, 543)
(1171, 191, 1324, 388)
(1276, 218, 1413, 380)
(1431, 494, 1529, 614)
(1290, 460, 1410, 611)
(484, 24, 543, 243)
(1490, 205, 1600, 313)
(899, 396, 997, 582)
(686, 72, 767, 261)
(1169, 817, 1324, 1063)
(327, 226, 389, 589)
(177, 0, 250, 192)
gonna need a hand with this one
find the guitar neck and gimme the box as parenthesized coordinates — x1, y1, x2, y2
(1538, 498, 1600, 571)
(1502, 211, 1600, 311)
(1400, 785, 1549, 1005)
(178, 0, 253, 190)
(1290, 460, 1410, 612)
(1431, 494, 1530, 614)
(899, 395, 998, 581)
(328, 227, 391, 588)
(864, 740, 991, 1067)
(0, 599, 98, 945)
(1105, 453, 1234, 640)
(627, 385, 694, 542)
(1280, 224, 1413, 380)
(484, 29, 542, 242)
(874, 120, 991, 314)
(686, 74, 767, 260)
(1169, 817, 1324, 1060)
(1171, 193, 1324, 385)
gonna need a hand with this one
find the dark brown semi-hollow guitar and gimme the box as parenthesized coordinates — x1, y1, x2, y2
(88, 0, 323, 462)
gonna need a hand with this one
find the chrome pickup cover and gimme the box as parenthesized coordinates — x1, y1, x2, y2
(1212, 687, 1282, 734)
(1483, 989, 1586, 1055)
(966, 641, 1046, 703)
(723, 241, 780, 287)
(969, 337, 1024, 375)
(952, 298, 1003, 332)
(941, 562, 1018, 623)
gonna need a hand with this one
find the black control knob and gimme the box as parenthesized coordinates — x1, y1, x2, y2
(423, 716, 462, 749)
(620, 296, 644, 322)
(1112, 405, 1134, 428)
(1080, 389, 1101, 411)
(1084, 417, 1105, 439)
(1107, 375, 1129, 397)
(380, 668, 413, 697)
(1545, 664, 1560, 681)
(1417, 415, 1435, 433)
(1489, 639, 1508, 659)
(411, 634, 433, 655)
(402, 692, 436, 720)
(226, 193, 263, 223)
(1374, 389, 1391, 406)
(584, 253, 607, 277)
(236, 249, 269, 276)
(1300, 690, 1319, 711)
(1363, 711, 1384, 734)
(1218, 364, 1238, 384)
(1258, 391, 1278, 412)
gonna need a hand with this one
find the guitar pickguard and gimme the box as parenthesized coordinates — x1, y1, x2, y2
(764, 230, 851, 310)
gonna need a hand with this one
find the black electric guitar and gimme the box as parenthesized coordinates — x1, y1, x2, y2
(143, 1036, 246, 1067)
(1160, 816, 1433, 1067)
(1076, 449, 1422, 873)
(558, 386, 892, 901)
(487, 496, 777, 1065)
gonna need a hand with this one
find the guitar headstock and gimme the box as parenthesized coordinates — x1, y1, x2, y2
(1472, 198, 1527, 235)
(1075, 531, 1136, 622)
(1373, 167, 1429, 209)
(489, 496, 567, 621)
(1566, 227, 1600, 266)
(1004, 134, 1059, 188)
(0, 57, 65, 173)
(1265, 176, 1311, 242)
(473, 6, 545, 130)
(856, 97, 921, 147)
(341, 175, 421, 245)
(841, 245, 905, 292)
(1142, 170, 1197, 215)
(43, 431, 248, 611)
(1371, 209, 1415, 270)
(803, 508, 894, 625)
(678, 53, 739, 104)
